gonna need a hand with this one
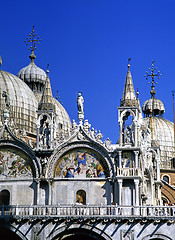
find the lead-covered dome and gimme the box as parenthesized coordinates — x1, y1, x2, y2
(142, 98, 165, 117)
(17, 51, 46, 103)
(0, 70, 37, 135)
(143, 117, 174, 169)
(53, 98, 72, 136)
(17, 61, 46, 83)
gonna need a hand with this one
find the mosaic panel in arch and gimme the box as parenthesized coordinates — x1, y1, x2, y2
(55, 148, 107, 178)
(0, 147, 33, 178)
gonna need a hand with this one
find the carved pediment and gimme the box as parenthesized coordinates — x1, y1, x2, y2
(54, 119, 113, 151)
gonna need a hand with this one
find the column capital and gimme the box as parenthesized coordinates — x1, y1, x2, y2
(117, 179, 123, 184)
(134, 179, 140, 184)
(134, 150, 139, 155)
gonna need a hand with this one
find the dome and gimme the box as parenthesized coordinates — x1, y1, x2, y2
(143, 117, 175, 169)
(0, 70, 38, 135)
(142, 98, 165, 117)
(17, 61, 46, 84)
(52, 97, 72, 136)
(17, 52, 46, 103)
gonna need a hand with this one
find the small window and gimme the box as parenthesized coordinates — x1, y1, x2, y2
(76, 190, 86, 205)
(163, 175, 169, 184)
(0, 190, 10, 205)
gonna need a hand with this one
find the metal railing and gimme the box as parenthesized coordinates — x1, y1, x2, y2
(0, 205, 174, 218)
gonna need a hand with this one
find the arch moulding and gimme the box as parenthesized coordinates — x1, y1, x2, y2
(46, 141, 114, 178)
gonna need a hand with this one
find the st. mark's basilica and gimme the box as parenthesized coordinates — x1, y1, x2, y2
(0, 27, 174, 240)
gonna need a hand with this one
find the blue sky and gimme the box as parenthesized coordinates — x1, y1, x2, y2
(1, 0, 175, 143)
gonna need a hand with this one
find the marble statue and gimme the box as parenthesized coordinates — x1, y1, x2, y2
(77, 92, 84, 114)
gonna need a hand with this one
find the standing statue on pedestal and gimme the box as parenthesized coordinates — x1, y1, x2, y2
(77, 92, 84, 124)
(77, 92, 84, 114)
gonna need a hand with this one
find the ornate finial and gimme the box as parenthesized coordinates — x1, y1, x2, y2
(47, 64, 49, 76)
(25, 25, 41, 63)
(128, 58, 131, 70)
(144, 60, 162, 98)
(136, 88, 139, 99)
(77, 92, 84, 125)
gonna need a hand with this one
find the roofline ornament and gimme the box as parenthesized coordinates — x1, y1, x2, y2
(77, 92, 84, 125)
(144, 60, 162, 99)
(25, 25, 41, 63)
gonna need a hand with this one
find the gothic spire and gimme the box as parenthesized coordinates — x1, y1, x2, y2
(39, 65, 54, 111)
(120, 58, 137, 107)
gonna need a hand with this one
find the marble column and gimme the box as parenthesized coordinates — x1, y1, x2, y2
(118, 150, 122, 168)
(117, 179, 123, 205)
(134, 151, 139, 168)
(134, 120, 137, 147)
(36, 123, 40, 150)
(134, 179, 140, 206)
(119, 120, 123, 147)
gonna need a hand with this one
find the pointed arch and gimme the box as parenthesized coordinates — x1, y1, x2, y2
(120, 109, 136, 121)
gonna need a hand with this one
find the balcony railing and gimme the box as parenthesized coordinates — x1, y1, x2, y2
(117, 168, 141, 177)
(0, 205, 174, 218)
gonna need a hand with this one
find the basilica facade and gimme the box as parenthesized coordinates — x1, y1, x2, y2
(0, 28, 175, 240)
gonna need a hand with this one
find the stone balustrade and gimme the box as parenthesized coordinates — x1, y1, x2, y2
(0, 205, 174, 219)
(117, 168, 141, 177)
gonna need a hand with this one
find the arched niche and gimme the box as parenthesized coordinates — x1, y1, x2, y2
(163, 175, 170, 184)
(0, 146, 35, 179)
(120, 109, 136, 146)
(76, 189, 86, 204)
(0, 189, 10, 205)
(53, 148, 109, 179)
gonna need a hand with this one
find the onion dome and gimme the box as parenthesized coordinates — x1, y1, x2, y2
(142, 98, 165, 117)
(17, 51, 46, 102)
(0, 70, 37, 134)
(17, 52, 46, 85)
(143, 117, 175, 169)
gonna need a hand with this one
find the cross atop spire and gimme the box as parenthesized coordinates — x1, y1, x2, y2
(128, 58, 131, 69)
(144, 60, 162, 99)
(25, 26, 41, 63)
